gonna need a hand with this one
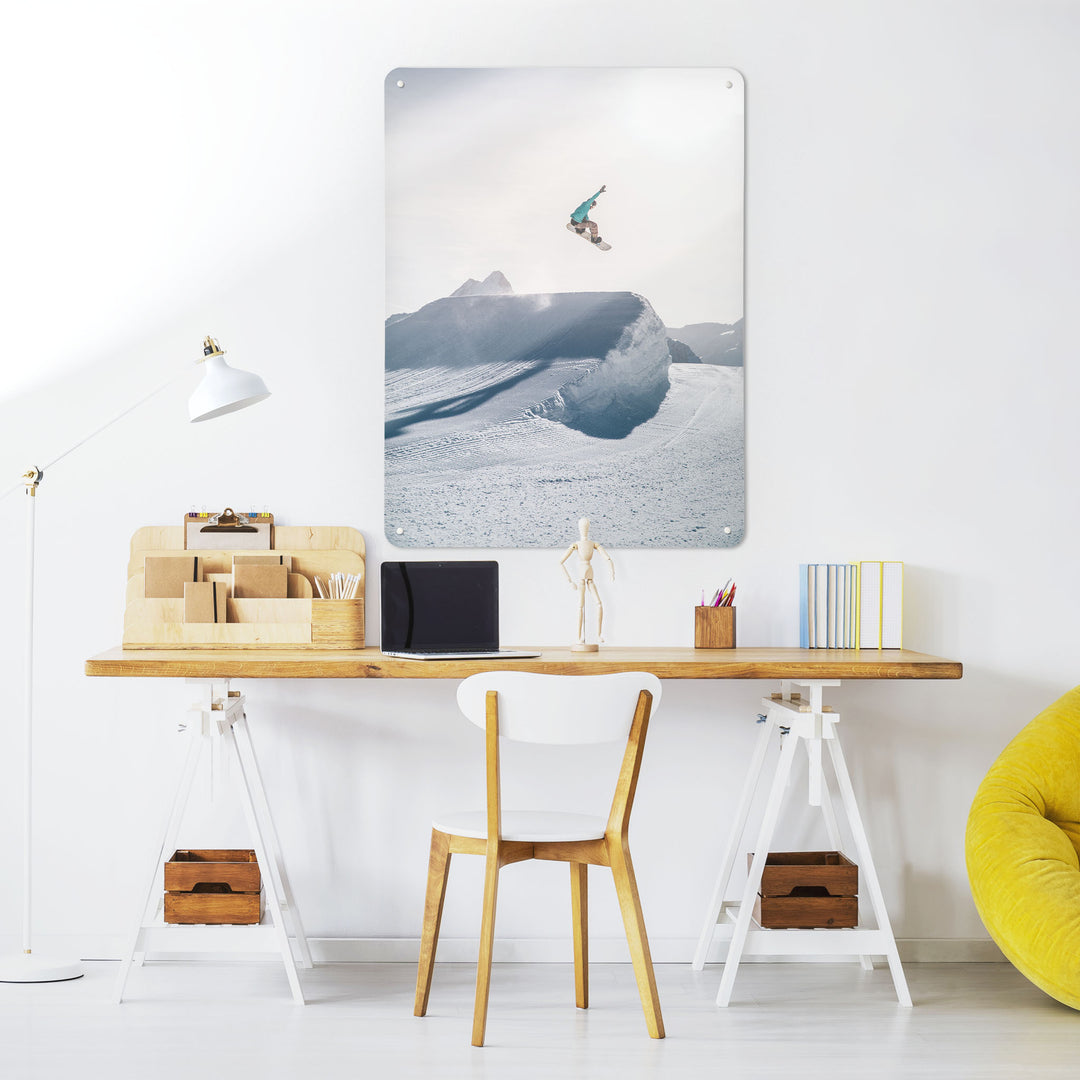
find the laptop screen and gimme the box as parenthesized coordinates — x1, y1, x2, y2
(380, 561, 500, 653)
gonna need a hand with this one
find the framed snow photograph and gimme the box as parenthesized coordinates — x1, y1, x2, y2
(385, 67, 744, 548)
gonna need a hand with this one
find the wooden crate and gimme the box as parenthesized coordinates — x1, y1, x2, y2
(164, 849, 262, 925)
(751, 851, 858, 929)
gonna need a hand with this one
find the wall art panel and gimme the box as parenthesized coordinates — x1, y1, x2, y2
(385, 68, 744, 547)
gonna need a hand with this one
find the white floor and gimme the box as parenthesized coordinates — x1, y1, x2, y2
(4, 960, 1080, 1079)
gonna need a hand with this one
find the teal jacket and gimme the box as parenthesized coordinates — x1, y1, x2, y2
(570, 188, 605, 223)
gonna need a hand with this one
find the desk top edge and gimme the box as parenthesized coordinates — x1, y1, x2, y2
(84, 646, 963, 680)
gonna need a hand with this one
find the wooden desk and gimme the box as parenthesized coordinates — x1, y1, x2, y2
(85, 645, 962, 681)
(86, 645, 960, 1007)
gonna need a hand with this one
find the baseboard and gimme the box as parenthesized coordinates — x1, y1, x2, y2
(8, 934, 1007, 965)
(302, 936, 1007, 965)
(897, 937, 1005, 963)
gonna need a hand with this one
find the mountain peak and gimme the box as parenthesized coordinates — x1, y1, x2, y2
(450, 270, 514, 297)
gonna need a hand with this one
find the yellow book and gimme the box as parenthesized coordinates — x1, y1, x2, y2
(858, 561, 882, 649)
(881, 561, 903, 649)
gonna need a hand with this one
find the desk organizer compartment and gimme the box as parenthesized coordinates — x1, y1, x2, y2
(164, 849, 262, 924)
(122, 525, 365, 649)
(750, 851, 858, 928)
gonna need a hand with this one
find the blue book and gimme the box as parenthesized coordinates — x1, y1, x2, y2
(799, 564, 810, 648)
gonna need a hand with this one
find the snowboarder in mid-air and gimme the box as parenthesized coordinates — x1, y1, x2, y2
(567, 184, 611, 250)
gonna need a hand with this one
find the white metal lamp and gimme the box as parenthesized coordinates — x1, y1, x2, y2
(189, 336, 271, 422)
(0, 337, 270, 983)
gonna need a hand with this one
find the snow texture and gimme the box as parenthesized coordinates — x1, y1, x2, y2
(385, 288, 744, 548)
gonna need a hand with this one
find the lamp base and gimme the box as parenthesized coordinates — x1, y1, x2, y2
(0, 952, 84, 983)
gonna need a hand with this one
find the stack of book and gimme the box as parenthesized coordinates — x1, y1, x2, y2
(799, 562, 903, 649)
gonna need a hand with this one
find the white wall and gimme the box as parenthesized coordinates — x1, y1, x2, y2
(2, 0, 1077, 960)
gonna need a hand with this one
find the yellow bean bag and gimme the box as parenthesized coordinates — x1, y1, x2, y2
(966, 685, 1080, 1009)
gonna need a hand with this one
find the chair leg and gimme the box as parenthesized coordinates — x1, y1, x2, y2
(472, 848, 501, 1047)
(570, 862, 589, 1009)
(609, 843, 664, 1039)
(414, 829, 452, 1017)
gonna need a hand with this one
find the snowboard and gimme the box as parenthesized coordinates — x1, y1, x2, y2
(566, 222, 611, 250)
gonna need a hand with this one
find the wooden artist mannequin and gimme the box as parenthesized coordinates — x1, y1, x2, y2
(559, 517, 615, 652)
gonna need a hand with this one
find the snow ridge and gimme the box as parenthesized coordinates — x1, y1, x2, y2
(385, 290, 671, 440)
(524, 294, 671, 438)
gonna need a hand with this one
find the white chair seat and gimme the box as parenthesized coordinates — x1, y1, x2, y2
(433, 809, 607, 843)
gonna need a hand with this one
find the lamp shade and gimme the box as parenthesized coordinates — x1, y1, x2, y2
(188, 340, 271, 422)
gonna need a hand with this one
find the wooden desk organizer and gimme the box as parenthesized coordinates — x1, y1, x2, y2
(123, 525, 365, 649)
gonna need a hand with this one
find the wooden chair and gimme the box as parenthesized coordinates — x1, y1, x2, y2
(413, 671, 665, 1046)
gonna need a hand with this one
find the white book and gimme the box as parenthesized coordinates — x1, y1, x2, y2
(799, 564, 811, 649)
(848, 563, 858, 647)
(837, 563, 848, 648)
(815, 564, 828, 648)
(806, 564, 816, 648)
(826, 564, 837, 648)
(858, 561, 882, 649)
(881, 561, 903, 648)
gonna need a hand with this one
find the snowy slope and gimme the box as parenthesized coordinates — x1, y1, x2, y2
(384, 287, 744, 548)
(385, 364, 744, 547)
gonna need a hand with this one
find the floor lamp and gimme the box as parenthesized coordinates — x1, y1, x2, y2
(0, 336, 270, 983)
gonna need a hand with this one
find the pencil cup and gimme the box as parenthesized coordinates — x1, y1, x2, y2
(695, 606, 736, 649)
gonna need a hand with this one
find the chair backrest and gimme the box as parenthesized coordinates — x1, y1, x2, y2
(456, 671, 662, 745)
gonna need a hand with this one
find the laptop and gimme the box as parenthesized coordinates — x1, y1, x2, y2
(380, 560, 541, 660)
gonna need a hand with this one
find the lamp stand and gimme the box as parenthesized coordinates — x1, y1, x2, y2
(0, 336, 268, 982)
(0, 470, 83, 982)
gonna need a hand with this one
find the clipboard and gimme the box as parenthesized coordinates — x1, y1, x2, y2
(185, 508, 274, 550)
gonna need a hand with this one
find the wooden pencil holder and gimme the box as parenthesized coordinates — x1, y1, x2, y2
(695, 605, 736, 649)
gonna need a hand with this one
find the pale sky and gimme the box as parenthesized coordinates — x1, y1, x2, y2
(386, 68, 744, 327)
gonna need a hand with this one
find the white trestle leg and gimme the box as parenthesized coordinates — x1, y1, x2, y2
(115, 680, 311, 1004)
(231, 713, 313, 970)
(692, 708, 775, 971)
(693, 681, 911, 1007)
